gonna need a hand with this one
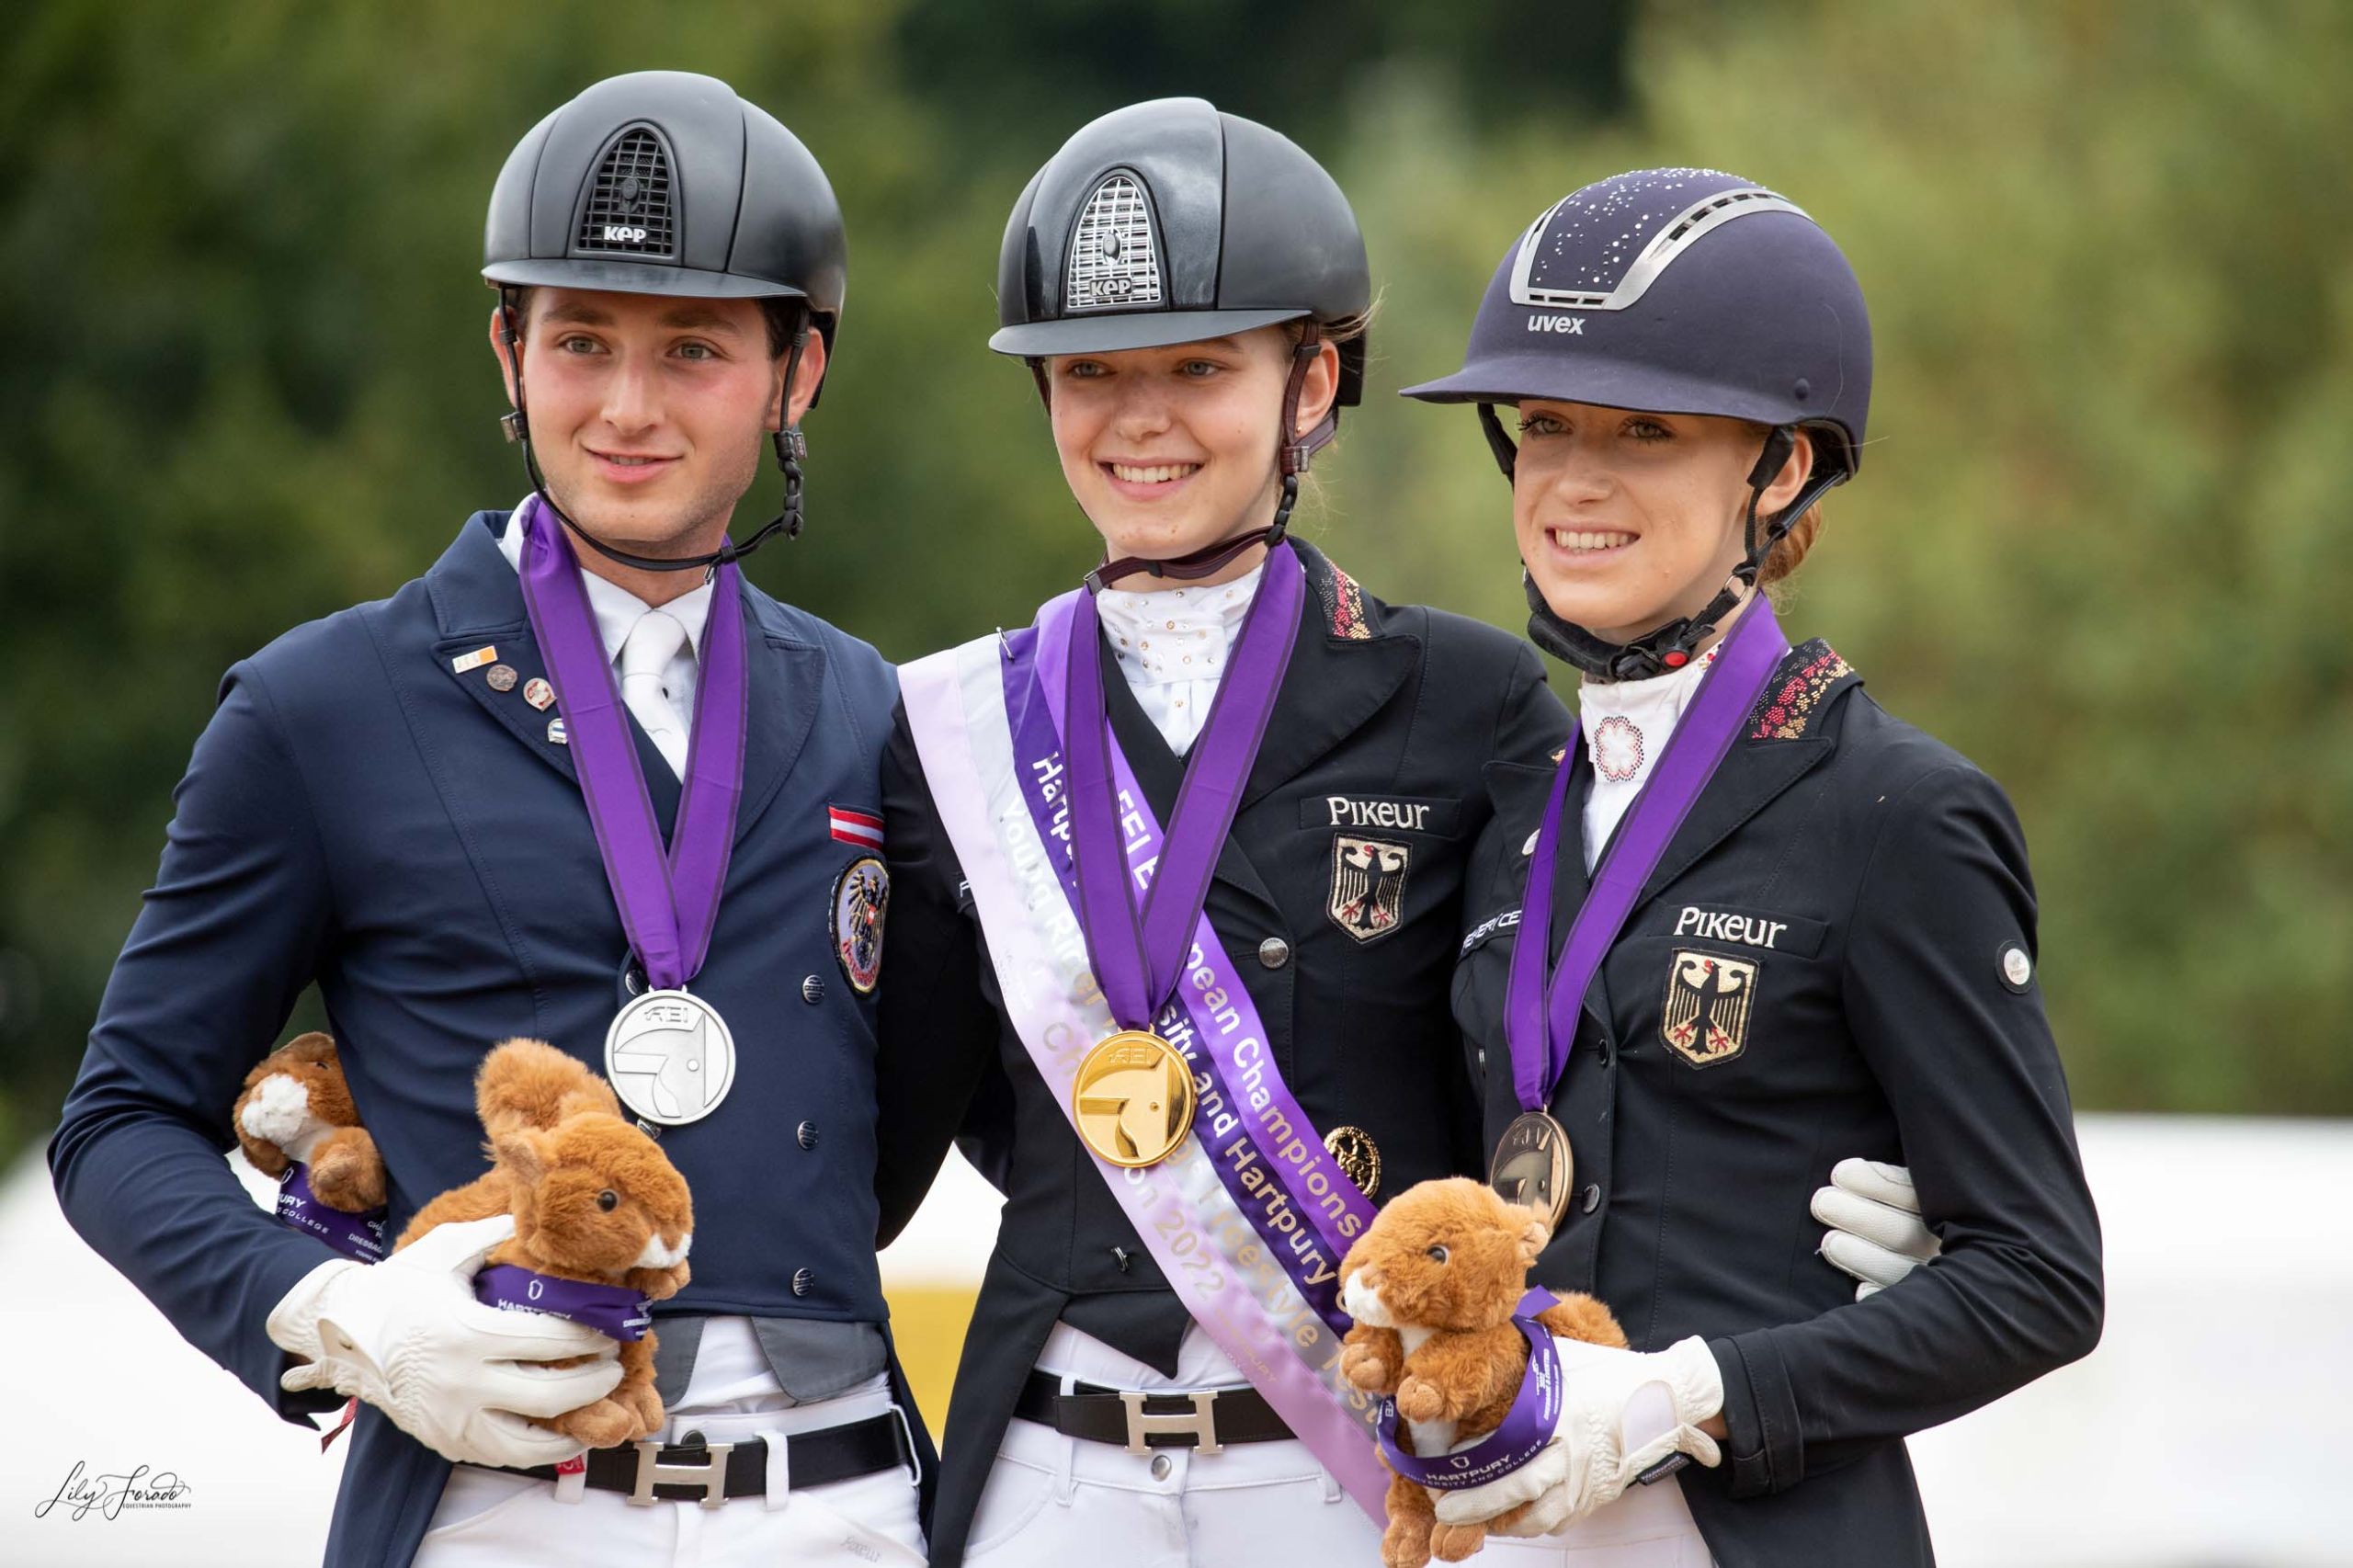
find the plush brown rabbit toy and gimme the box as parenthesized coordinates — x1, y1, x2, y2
(398, 1039, 694, 1449)
(1338, 1178, 1630, 1568)
(233, 1032, 389, 1262)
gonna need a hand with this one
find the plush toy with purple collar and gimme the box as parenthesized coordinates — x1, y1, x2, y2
(234, 1033, 390, 1262)
(397, 1038, 694, 1449)
(1338, 1178, 1628, 1568)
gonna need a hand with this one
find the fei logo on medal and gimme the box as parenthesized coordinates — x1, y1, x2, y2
(1660, 949, 1758, 1067)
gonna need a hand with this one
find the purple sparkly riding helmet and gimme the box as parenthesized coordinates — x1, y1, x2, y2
(1403, 166, 1870, 478)
(1404, 167, 1873, 678)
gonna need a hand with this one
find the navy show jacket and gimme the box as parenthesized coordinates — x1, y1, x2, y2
(50, 510, 932, 1568)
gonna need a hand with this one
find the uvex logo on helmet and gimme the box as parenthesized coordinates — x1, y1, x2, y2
(1526, 314, 1585, 335)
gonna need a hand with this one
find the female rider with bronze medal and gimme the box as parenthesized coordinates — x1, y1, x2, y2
(876, 115, 1928, 1563)
(1406, 170, 2105, 1563)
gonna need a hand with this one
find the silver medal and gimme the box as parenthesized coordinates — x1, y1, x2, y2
(604, 989, 736, 1126)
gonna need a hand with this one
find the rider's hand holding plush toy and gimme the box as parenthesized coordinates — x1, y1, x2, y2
(396, 1038, 694, 1449)
(1338, 1177, 1626, 1568)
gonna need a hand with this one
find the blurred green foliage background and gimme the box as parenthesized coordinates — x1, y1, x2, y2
(5, 0, 2349, 1163)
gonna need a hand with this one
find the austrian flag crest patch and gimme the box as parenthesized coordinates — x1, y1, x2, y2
(832, 857, 889, 995)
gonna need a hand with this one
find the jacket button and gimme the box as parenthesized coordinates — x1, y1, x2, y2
(1596, 1038, 1614, 1066)
(797, 1120, 818, 1151)
(801, 975, 824, 1005)
(1581, 1184, 1601, 1215)
(1257, 937, 1290, 969)
(791, 1267, 813, 1297)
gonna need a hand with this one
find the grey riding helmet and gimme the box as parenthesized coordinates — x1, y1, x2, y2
(481, 72, 846, 565)
(992, 97, 1370, 405)
(483, 70, 845, 347)
(993, 98, 1370, 575)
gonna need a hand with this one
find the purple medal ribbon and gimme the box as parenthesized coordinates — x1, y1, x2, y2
(1506, 600, 1790, 1112)
(275, 1163, 388, 1264)
(1005, 544, 1378, 1330)
(473, 1263, 653, 1342)
(515, 495, 748, 994)
(1376, 1290, 1564, 1489)
(1063, 545, 1303, 1032)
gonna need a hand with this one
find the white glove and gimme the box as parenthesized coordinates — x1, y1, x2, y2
(1431, 1335, 1723, 1538)
(1813, 1157, 1940, 1300)
(267, 1213, 622, 1469)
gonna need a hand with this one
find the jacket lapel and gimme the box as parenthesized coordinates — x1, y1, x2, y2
(426, 510, 773, 844)
(1546, 747, 1595, 957)
(427, 513, 578, 785)
(1236, 542, 1416, 809)
(731, 588, 826, 848)
(1628, 642, 1861, 915)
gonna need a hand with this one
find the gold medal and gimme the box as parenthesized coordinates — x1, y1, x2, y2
(1490, 1110, 1574, 1233)
(1072, 1030, 1196, 1167)
(1323, 1125, 1382, 1199)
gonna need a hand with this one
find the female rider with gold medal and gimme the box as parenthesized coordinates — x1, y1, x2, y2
(1408, 170, 2105, 1563)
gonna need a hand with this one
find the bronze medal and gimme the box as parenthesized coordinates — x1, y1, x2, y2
(1072, 1030, 1196, 1167)
(1490, 1110, 1574, 1233)
(1323, 1124, 1382, 1199)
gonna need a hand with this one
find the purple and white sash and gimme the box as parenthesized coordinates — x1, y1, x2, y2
(901, 588, 1391, 1521)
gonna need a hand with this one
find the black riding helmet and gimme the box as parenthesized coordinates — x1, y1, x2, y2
(1404, 167, 1872, 679)
(483, 71, 847, 572)
(992, 97, 1371, 587)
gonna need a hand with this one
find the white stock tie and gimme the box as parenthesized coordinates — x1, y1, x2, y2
(619, 609, 691, 780)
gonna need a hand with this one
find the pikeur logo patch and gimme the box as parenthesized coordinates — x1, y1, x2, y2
(1673, 905, 1789, 950)
(1299, 795, 1461, 836)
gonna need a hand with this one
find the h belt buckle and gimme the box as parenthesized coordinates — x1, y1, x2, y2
(628, 1436, 735, 1507)
(1117, 1390, 1223, 1456)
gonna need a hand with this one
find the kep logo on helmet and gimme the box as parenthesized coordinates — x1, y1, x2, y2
(1066, 172, 1165, 311)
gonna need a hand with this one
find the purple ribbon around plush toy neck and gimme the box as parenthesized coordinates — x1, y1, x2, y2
(473, 1264, 653, 1342)
(1375, 1290, 1565, 1490)
(275, 1163, 387, 1264)
(1505, 600, 1789, 1112)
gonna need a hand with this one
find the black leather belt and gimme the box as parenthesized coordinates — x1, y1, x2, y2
(1016, 1369, 1294, 1454)
(489, 1414, 915, 1506)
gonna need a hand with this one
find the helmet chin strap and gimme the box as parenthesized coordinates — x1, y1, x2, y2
(1523, 426, 1847, 681)
(497, 288, 809, 574)
(1081, 324, 1333, 595)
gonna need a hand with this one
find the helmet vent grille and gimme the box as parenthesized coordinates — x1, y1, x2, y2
(1065, 173, 1163, 312)
(575, 129, 676, 258)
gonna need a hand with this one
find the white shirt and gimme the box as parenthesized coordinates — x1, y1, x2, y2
(1095, 564, 1265, 755)
(495, 505, 712, 747)
(1576, 647, 1719, 871)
